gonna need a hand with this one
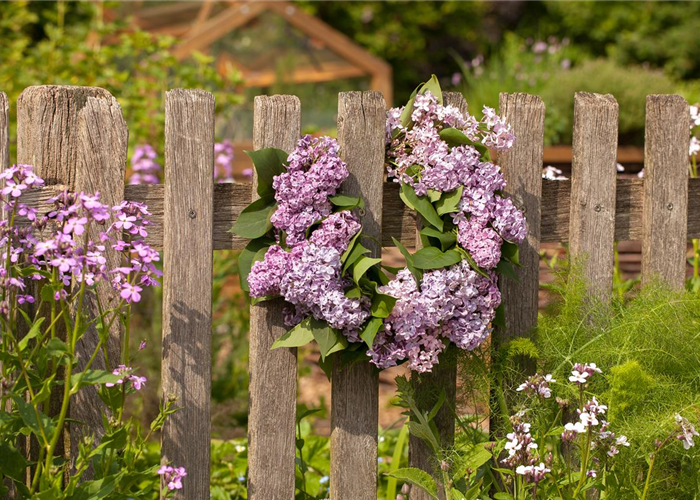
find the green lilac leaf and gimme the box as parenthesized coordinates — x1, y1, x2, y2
(501, 241, 520, 266)
(360, 317, 383, 348)
(246, 148, 288, 198)
(352, 256, 383, 284)
(342, 241, 371, 274)
(413, 247, 462, 270)
(435, 186, 463, 216)
(420, 74, 443, 105)
(370, 292, 397, 319)
(420, 227, 457, 252)
(495, 260, 518, 281)
(231, 195, 276, 239)
(398, 83, 422, 130)
(271, 318, 314, 349)
(392, 237, 423, 284)
(310, 318, 347, 361)
(385, 467, 439, 500)
(329, 194, 364, 210)
(400, 184, 443, 231)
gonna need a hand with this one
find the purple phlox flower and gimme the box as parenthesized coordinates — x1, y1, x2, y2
(516, 373, 555, 399)
(129, 145, 161, 185)
(675, 413, 699, 450)
(516, 463, 550, 484)
(120, 283, 142, 303)
(214, 140, 235, 183)
(569, 362, 602, 385)
(158, 465, 187, 490)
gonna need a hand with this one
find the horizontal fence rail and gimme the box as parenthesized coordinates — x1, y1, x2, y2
(19, 177, 700, 247)
(3, 85, 693, 500)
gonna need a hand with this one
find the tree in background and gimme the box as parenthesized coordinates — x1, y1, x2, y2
(0, 1, 242, 156)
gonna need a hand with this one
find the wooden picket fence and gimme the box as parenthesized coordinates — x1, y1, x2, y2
(2, 85, 696, 500)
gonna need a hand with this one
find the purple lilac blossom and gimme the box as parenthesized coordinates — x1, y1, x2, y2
(247, 136, 367, 341)
(271, 135, 349, 246)
(369, 261, 499, 372)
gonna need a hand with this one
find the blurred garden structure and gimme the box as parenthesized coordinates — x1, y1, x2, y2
(110, 0, 393, 175)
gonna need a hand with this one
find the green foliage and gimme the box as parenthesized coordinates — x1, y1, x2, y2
(539, 59, 677, 145)
(299, 1, 493, 103)
(0, 1, 241, 158)
(536, 267, 700, 499)
(536, 1, 700, 81)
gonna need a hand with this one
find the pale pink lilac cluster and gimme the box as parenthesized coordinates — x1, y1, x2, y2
(386, 91, 526, 270)
(105, 364, 147, 391)
(368, 262, 500, 372)
(158, 465, 187, 491)
(247, 138, 369, 340)
(0, 164, 160, 319)
(270, 135, 349, 246)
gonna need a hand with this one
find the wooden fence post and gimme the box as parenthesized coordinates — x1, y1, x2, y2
(642, 95, 690, 289)
(497, 93, 545, 343)
(568, 92, 619, 300)
(330, 91, 385, 500)
(408, 93, 465, 500)
(248, 95, 300, 500)
(16, 85, 127, 462)
(161, 89, 215, 500)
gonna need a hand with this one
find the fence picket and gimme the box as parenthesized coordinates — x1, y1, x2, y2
(408, 92, 465, 500)
(642, 95, 690, 289)
(330, 91, 385, 500)
(497, 93, 545, 342)
(161, 89, 215, 500)
(248, 95, 300, 500)
(16, 85, 127, 465)
(568, 92, 619, 300)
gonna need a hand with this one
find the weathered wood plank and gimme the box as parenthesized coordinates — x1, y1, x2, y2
(330, 91, 385, 500)
(408, 93, 464, 500)
(248, 95, 300, 500)
(161, 89, 215, 500)
(568, 92, 619, 300)
(642, 95, 690, 288)
(0, 92, 7, 169)
(497, 93, 545, 342)
(72, 95, 128, 457)
(17, 85, 127, 466)
(18, 177, 700, 247)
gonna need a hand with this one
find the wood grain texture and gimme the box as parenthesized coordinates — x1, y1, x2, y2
(16, 85, 127, 466)
(497, 93, 545, 342)
(408, 93, 464, 500)
(0, 92, 7, 169)
(72, 95, 128, 457)
(248, 95, 300, 500)
(18, 176, 700, 247)
(642, 95, 690, 288)
(331, 91, 384, 500)
(568, 92, 619, 300)
(161, 89, 215, 500)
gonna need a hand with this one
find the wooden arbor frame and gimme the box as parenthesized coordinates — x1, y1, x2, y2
(132, 1, 394, 105)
